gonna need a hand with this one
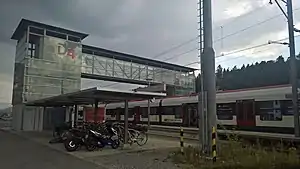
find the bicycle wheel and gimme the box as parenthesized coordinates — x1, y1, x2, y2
(136, 131, 148, 146)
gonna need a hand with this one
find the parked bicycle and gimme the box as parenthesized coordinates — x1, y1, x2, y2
(113, 123, 148, 146)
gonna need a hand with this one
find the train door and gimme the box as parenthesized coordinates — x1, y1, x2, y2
(182, 104, 197, 127)
(133, 106, 141, 124)
(158, 100, 162, 125)
(236, 99, 256, 127)
(182, 104, 189, 127)
(188, 104, 198, 127)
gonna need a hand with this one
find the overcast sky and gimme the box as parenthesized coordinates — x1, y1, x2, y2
(0, 0, 300, 105)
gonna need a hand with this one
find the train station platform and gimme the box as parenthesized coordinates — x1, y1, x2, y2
(7, 130, 194, 168)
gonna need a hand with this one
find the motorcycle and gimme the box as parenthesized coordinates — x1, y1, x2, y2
(63, 128, 96, 152)
(87, 125, 120, 149)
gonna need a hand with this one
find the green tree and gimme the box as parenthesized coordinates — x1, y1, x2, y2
(216, 65, 223, 90)
(194, 55, 298, 92)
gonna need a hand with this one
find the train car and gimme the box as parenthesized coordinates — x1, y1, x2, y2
(103, 84, 298, 135)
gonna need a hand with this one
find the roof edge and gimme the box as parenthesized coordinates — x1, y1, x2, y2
(11, 18, 89, 40)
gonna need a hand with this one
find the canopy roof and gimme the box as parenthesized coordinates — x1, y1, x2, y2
(25, 87, 166, 107)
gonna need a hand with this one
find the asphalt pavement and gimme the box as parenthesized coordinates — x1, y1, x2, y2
(0, 130, 104, 169)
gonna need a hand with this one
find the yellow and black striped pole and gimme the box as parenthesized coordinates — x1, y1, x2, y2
(212, 126, 217, 163)
(180, 126, 184, 155)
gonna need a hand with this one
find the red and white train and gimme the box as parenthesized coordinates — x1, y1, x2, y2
(102, 85, 299, 135)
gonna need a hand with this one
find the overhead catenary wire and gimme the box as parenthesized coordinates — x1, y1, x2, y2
(100, 33, 299, 88)
(216, 45, 289, 65)
(152, 6, 300, 62)
(155, 7, 300, 63)
(185, 34, 300, 66)
(85, 7, 300, 88)
(148, 4, 278, 60)
(213, 3, 268, 29)
(152, 37, 198, 59)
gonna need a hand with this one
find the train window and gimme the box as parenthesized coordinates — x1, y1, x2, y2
(141, 107, 147, 118)
(114, 108, 124, 115)
(174, 106, 182, 118)
(140, 107, 157, 118)
(150, 107, 157, 115)
(217, 103, 234, 120)
(163, 106, 175, 115)
(257, 101, 282, 121)
(106, 109, 115, 117)
(128, 108, 134, 118)
(280, 100, 300, 115)
(187, 105, 197, 122)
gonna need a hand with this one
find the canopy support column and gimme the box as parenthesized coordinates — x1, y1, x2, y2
(74, 105, 78, 127)
(124, 99, 129, 144)
(94, 100, 99, 123)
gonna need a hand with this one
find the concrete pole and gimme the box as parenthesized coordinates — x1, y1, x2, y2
(124, 99, 129, 144)
(287, 0, 300, 137)
(202, 0, 217, 155)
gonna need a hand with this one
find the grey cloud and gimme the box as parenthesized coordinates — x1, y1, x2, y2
(0, 42, 15, 75)
(0, 0, 299, 101)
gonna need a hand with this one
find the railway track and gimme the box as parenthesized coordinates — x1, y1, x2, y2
(148, 125, 300, 149)
(149, 125, 199, 141)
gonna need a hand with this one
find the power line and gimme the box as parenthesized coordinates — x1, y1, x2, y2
(97, 42, 275, 89)
(152, 37, 198, 59)
(83, 7, 300, 88)
(162, 47, 198, 62)
(158, 7, 300, 63)
(214, 3, 268, 29)
(216, 45, 288, 64)
(214, 7, 300, 43)
(149, 5, 279, 60)
(148, 6, 300, 64)
(153, 5, 299, 61)
(185, 34, 300, 66)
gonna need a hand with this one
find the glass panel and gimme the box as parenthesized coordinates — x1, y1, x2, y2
(20, 36, 82, 102)
(114, 60, 124, 78)
(81, 54, 93, 74)
(93, 55, 107, 75)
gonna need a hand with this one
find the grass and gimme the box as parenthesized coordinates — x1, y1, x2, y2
(170, 131, 300, 169)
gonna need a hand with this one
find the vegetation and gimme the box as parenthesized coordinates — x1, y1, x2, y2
(170, 132, 300, 169)
(195, 54, 300, 92)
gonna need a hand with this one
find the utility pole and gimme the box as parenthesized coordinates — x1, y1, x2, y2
(287, 0, 299, 137)
(270, 0, 299, 137)
(197, 0, 208, 154)
(200, 0, 217, 155)
(197, 0, 204, 153)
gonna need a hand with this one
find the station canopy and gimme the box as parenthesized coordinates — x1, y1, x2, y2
(25, 87, 167, 107)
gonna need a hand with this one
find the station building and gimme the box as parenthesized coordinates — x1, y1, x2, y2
(10, 19, 196, 131)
